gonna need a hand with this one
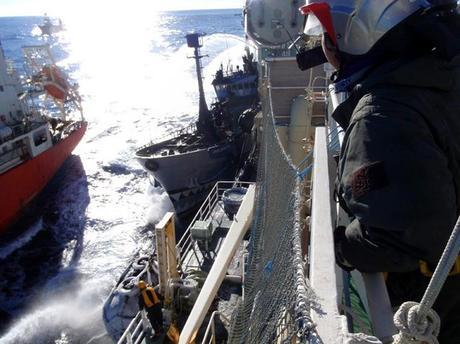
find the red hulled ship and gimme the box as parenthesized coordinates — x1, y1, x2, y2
(0, 44, 87, 234)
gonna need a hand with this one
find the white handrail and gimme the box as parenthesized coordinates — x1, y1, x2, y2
(179, 184, 256, 344)
(177, 181, 254, 267)
(201, 311, 231, 344)
(117, 181, 254, 344)
(117, 310, 151, 344)
(309, 127, 344, 343)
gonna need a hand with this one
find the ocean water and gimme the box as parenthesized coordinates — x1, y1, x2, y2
(0, 9, 245, 344)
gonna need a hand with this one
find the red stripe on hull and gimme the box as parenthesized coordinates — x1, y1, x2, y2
(0, 122, 87, 234)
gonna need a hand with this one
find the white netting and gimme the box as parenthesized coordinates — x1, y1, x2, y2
(228, 94, 320, 343)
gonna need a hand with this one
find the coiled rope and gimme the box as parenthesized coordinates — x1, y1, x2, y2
(393, 214, 460, 343)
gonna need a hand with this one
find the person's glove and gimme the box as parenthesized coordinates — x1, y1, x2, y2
(334, 226, 355, 272)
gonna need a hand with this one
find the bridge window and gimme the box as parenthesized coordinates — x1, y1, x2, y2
(33, 129, 48, 146)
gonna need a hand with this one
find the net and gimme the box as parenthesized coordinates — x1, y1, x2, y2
(228, 88, 320, 343)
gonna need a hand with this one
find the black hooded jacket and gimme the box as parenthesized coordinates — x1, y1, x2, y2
(334, 51, 460, 272)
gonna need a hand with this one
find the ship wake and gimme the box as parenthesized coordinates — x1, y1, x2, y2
(0, 220, 43, 260)
(0, 280, 111, 344)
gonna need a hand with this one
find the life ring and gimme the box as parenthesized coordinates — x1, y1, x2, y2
(41, 65, 69, 101)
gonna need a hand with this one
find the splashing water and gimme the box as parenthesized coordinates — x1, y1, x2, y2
(0, 220, 43, 261)
(0, 9, 245, 343)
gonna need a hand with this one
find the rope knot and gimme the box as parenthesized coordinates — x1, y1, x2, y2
(393, 301, 441, 344)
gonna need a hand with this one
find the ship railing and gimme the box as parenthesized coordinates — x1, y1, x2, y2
(117, 309, 152, 344)
(0, 121, 50, 149)
(136, 122, 197, 151)
(201, 311, 231, 344)
(61, 120, 84, 138)
(0, 123, 48, 173)
(0, 120, 46, 144)
(22, 45, 57, 79)
(176, 180, 254, 268)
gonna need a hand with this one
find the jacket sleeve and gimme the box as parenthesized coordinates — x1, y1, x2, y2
(337, 94, 457, 272)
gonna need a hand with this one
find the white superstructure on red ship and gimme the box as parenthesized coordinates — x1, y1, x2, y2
(0, 43, 86, 233)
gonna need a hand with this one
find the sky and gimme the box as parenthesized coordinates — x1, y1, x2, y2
(0, 0, 245, 17)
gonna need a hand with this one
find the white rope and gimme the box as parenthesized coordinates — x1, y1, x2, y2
(392, 214, 460, 343)
(392, 301, 440, 344)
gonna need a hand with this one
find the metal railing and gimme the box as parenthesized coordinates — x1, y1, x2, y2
(117, 180, 254, 344)
(0, 120, 46, 144)
(136, 122, 197, 153)
(177, 180, 254, 267)
(117, 310, 152, 344)
(201, 311, 231, 344)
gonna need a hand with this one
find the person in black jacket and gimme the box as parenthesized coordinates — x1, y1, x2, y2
(138, 280, 164, 336)
(301, 1, 460, 342)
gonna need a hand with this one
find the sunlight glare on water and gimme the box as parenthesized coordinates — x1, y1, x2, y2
(0, 7, 247, 343)
(62, 6, 197, 131)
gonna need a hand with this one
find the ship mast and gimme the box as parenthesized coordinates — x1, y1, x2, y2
(186, 33, 212, 134)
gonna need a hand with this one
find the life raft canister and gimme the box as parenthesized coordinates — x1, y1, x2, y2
(42, 65, 69, 101)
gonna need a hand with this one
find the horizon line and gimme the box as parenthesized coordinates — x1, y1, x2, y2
(0, 7, 243, 18)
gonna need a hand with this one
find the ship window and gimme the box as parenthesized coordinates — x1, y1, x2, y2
(33, 129, 48, 146)
(0, 86, 3, 92)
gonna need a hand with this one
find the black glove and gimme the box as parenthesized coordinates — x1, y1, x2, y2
(334, 226, 355, 272)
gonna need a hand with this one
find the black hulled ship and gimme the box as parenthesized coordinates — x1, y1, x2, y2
(135, 33, 258, 217)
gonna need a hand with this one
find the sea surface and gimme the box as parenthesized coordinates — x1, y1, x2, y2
(0, 9, 245, 344)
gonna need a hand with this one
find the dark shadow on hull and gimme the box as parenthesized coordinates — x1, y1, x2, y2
(0, 155, 89, 336)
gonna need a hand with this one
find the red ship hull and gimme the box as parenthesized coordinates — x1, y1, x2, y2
(0, 122, 87, 234)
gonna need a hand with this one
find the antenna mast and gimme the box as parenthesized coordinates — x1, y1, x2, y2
(186, 33, 212, 133)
